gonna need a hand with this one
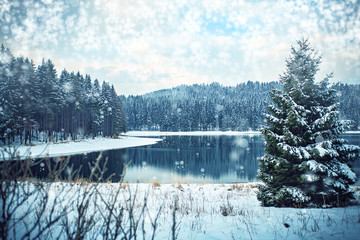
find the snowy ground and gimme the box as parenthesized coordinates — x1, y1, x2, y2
(10, 182, 360, 240)
(1, 136, 161, 160)
(85, 183, 360, 239)
(161, 184, 359, 240)
(117, 183, 360, 240)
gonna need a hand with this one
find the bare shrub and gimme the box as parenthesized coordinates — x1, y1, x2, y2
(0, 147, 165, 240)
(0, 147, 69, 239)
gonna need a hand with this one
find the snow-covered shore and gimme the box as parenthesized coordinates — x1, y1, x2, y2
(2, 131, 358, 161)
(346, 131, 360, 134)
(1, 136, 161, 160)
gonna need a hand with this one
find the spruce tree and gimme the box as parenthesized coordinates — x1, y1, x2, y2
(0, 45, 16, 144)
(0, 45, 128, 144)
(257, 39, 360, 207)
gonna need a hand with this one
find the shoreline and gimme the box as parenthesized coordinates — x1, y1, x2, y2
(0, 136, 161, 161)
(126, 130, 262, 136)
(2, 130, 359, 161)
(126, 130, 360, 136)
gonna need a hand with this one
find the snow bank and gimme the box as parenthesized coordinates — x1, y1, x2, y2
(127, 131, 262, 136)
(346, 131, 360, 134)
(1, 136, 162, 160)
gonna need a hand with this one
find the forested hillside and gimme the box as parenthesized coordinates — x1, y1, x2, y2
(123, 82, 277, 131)
(0, 45, 126, 145)
(1, 44, 358, 145)
(337, 83, 360, 130)
(123, 82, 360, 132)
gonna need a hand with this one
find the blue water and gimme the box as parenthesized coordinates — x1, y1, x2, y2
(30, 134, 360, 184)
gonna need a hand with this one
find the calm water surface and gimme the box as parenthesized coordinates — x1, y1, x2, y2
(124, 135, 264, 183)
(31, 134, 360, 184)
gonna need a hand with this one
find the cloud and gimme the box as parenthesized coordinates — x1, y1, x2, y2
(1, 0, 359, 95)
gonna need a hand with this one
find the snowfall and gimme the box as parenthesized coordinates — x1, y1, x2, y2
(1, 131, 360, 239)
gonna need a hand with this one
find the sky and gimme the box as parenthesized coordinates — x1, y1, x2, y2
(0, 0, 359, 96)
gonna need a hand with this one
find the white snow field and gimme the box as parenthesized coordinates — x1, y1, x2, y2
(142, 183, 360, 240)
(9, 182, 360, 240)
(1, 136, 162, 160)
(91, 183, 360, 239)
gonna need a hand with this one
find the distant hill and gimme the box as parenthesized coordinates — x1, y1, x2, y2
(122, 81, 360, 131)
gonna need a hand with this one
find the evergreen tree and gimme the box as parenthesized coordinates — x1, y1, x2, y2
(0, 45, 126, 144)
(89, 79, 102, 137)
(110, 86, 126, 135)
(101, 81, 113, 137)
(0, 45, 17, 144)
(257, 39, 359, 207)
(35, 59, 62, 141)
(13, 57, 37, 144)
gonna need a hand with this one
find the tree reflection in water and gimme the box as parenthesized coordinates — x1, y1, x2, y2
(125, 135, 264, 183)
(28, 134, 359, 184)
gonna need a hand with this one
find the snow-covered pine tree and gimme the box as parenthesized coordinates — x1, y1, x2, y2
(110, 85, 127, 135)
(257, 39, 360, 207)
(0, 45, 17, 144)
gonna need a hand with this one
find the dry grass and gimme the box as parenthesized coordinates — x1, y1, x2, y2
(151, 178, 161, 188)
(177, 182, 184, 191)
(111, 136, 122, 139)
(227, 182, 261, 192)
(70, 177, 89, 185)
(229, 183, 243, 191)
(24, 143, 36, 146)
(51, 139, 84, 144)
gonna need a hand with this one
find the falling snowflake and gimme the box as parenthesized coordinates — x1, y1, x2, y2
(235, 137, 248, 148)
(315, 135, 324, 143)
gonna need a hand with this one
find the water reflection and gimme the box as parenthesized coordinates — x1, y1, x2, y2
(26, 134, 359, 184)
(125, 135, 264, 183)
(345, 134, 360, 184)
(30, 150, 127, 182)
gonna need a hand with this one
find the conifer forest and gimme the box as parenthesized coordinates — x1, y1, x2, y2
(122, 82, 360, 132)
(0, 45, 126, 145)
(1, 44, 360, 146)
(1, 1, 360, 239)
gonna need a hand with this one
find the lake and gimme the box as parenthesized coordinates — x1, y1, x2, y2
(27, 133, 360, 184)
(124, 134, 263, 183)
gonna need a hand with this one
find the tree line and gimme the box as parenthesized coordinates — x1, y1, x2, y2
(122, 81, 360, 132)
(0, 45, 126, 145)
(1, 43, 359, 146)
